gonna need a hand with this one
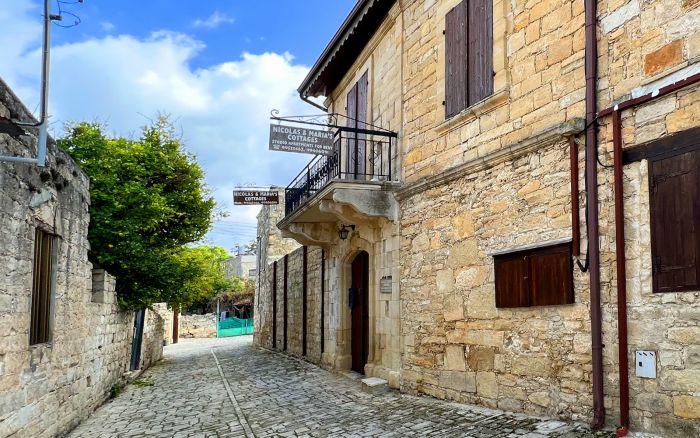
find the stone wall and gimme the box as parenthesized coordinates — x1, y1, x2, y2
(593, 1, 700, 432)
(305, 0, 700, 435)
(254, 192, 300, 339)
(152, 303, 174, 345)
(0, 78, 164, 438)
(256, 246, 325, 364)
(179, 313, 217, 338)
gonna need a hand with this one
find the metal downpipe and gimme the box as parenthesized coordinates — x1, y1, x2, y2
(584, 0, 606, 428)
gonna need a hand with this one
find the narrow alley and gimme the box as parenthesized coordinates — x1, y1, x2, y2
(67, 337, 615, 438)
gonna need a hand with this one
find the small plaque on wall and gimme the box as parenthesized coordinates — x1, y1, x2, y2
(380, 276, 393, 294)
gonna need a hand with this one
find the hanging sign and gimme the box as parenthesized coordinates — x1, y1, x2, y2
(269, 124, 335, 156)
(233, 190, 279, 205)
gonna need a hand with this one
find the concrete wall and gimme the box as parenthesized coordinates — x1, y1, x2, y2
(0, 78, 164, 438)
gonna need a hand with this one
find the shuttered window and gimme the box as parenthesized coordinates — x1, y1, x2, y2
(445, 0, 493, 119)
(30, 229, 55, 345)
(495, 243, 574, 308)
(345, 71, 369, 178)
(650, 148, 700, 293)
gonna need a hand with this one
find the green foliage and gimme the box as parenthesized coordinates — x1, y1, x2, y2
(172, 246, 235, 310)
(132, 377, 155, 388)
(110, 382, 126, 398)
(60, 118, 216, 309)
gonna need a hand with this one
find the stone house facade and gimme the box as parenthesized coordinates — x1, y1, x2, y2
(254, 0, 700, 435)
(0, 78, 165, 438)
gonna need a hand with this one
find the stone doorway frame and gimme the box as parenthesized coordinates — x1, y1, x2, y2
(337, 239, 376, 374)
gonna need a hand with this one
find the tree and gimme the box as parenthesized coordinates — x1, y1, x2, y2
(172, 246, 235, 312)
(60, 118, 216, 309)
(243, 240, 257, 255)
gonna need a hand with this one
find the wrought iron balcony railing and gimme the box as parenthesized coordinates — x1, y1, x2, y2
(285, 126, 397, 216)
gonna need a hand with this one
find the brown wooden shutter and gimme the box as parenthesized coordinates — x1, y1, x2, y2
(31, 229, 53, 345)
(528, 245, 574, 306)
(356, 71, 368, 177)
(495, 254, 529, 308)
(650, 149, 700, 292)
(468, 0, 493, 104)
(345, 83, 358, 177)
(445, 1, 468, 118)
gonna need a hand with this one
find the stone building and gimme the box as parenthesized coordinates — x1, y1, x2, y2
(0, 78, 165, 437)
(254, 0, 700, 435)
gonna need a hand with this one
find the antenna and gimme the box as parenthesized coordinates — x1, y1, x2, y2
(0, 0, 84, 167)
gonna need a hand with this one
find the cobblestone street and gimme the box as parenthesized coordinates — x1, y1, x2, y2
(68, 337, 617, 438)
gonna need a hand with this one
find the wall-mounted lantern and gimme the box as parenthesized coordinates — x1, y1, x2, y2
(338, 224, 355, 240)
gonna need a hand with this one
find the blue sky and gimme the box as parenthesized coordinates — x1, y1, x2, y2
(51, 1, 355, 68)
(1, 0, 356, 253)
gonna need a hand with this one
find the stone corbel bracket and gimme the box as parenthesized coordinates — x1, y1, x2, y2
(326, 188, 399, 224)
(282, 223, 336, 247)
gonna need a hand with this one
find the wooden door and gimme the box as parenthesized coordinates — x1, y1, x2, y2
(350, 251, 369, 374)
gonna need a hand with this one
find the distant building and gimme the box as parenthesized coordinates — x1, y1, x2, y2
(223, 254, 258, 280)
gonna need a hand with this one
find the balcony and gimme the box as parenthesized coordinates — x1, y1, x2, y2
(278, 126, 400, 246)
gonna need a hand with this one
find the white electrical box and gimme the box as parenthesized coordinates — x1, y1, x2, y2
(635, 351, 657, 378)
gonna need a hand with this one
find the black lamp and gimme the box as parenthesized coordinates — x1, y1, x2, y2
(338, 224, 355, 240)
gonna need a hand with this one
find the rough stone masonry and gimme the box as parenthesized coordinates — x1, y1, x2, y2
(0, 78, 165, 438)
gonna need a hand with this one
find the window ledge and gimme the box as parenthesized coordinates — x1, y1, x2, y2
(434, 88, 509, 136)
(488, 237, 572, 257)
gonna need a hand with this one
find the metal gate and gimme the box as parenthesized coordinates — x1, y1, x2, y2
(217, 317, 254, 337)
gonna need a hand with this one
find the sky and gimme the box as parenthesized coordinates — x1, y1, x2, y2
(0, 0, 356, 254)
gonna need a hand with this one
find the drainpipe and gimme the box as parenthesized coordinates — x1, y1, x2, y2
(612, 109, 629, 436)
(0, 0, 52, 167)
(584, 0, 605, 428)
(597, 71, 700, 437)
(569, 136, 581, 257)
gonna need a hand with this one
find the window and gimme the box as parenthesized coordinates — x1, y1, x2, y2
(650, 148, 700, 293)
(345, 71, 368, 178)
(30, 229, 55, 345)
(248, 269, 257, 277)
(494, 243, 574, 308)
(445, 0, 493, 118)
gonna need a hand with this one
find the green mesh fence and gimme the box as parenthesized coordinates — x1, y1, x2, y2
(217, 317, 254, 337)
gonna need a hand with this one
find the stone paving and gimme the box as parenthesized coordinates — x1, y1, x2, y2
(67, 336, 619, 438)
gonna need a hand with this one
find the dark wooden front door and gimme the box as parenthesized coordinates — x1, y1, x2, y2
(350, 251, 369, 374)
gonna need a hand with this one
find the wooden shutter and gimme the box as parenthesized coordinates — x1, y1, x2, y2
(356, 71, 368, 177)
(345, 83, 358, 177)
(528, 244, 574, 306)
(31, 229, 54, 345)
(445, 1, 468, 118)
(495, 255, 529, 308)
(650, 149, 700, 292)
(468, 0, 493, 104)
(495, 243, 573, 308)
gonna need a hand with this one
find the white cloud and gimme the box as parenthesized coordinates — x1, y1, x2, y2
(192, 12, 235, 29)
(1, 1, 318, 251)
(100, 21, 115, 32)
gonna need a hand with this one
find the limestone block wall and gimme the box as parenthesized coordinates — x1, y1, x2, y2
(594, 88, 700, 435)
(399, 140, 589, 418)
(152, 303, 174, 345)
(260, 247, 325, 363)
(326, 2, 403, 180)
(179, 313, 217, 338)
(594, 0, 700, 434)
(0, 79, 164, 438)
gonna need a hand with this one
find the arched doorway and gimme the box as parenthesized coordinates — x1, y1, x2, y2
(350, 251, 369, 374)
